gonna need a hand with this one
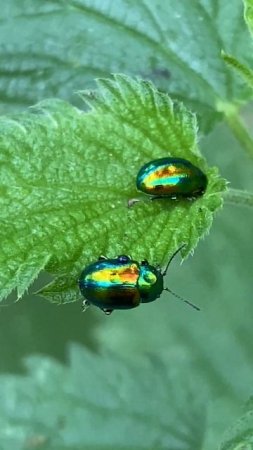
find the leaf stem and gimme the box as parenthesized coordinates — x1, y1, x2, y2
(224, 109, 253, 160)
(224, 188, 253, 208)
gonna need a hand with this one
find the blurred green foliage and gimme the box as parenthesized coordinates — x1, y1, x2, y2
(0, 1, 253, 449)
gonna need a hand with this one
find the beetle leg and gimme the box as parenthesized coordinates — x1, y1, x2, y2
(127, 198, 141, 208)
(98, 255, 108, 260)
(82, 299, 90, 312)
(102, 308, 113, 315)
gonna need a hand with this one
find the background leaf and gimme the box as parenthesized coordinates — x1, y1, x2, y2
(1, 75, 226, 304)
(220, 399, 253, 449)
(1, 0, 252, 132)
(0, 345, 223, 450)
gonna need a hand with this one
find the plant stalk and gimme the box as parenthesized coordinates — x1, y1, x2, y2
(224, 110, 253, 161)
(224, 188, 253, 207)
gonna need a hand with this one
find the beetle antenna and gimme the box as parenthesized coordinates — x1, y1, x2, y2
(164, 287, 200, 311)
(162, 244, 186, 276)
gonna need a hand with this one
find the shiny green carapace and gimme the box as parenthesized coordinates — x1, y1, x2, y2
(79, 255, 163, 314)
(136, 157, 207, 198)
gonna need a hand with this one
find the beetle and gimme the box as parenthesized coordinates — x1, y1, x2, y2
(136, 157, 207, 199)
(78, 246, 199, 314)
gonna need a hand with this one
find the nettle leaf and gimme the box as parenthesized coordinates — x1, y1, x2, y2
(0, 345, 207, 450)
(0, 75, 226, 304)
(220, 398, 253, 449)
(0, 0, 253, 132)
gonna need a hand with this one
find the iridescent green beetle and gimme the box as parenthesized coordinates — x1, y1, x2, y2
(78, 247, 199, 314)
(136, 157, 207, 199)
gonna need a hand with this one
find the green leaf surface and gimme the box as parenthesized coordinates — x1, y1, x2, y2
(220, 399, 253, 449)
(0, 75, 226, 303)
(0, 342, 249, 450)
(0, 344, 212, 450)
(0, 0, 252, 132)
